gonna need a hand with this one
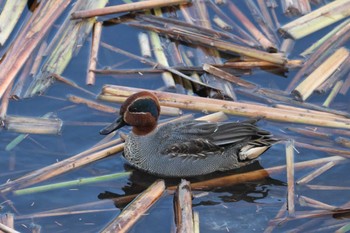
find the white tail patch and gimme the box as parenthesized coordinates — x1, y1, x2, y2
(239, 146, 269, 161)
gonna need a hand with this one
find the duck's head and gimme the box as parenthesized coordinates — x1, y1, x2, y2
(100, 91, 160, 136)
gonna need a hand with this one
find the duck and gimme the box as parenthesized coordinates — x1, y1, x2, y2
(100, 91, 278, 177)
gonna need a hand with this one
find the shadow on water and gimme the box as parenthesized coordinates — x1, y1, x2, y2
(98, 161, 285, 209)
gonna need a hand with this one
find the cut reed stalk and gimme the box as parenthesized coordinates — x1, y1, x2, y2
(281, 0, 310, 16)
(322, 80, 343, 107)
(0, 213, 15, 232)
(87, 22, 103, 85)
(172, 156, 346, 191)
(0, 222, 19, 233)
(174, 179, 193, 233)
(257, 0, 274, 29)
(296, 161, 335, 184)
(51, 74, 95, 96)
(0, 81, 13, 119)
(0, 0, 27, 46)
(100, 180, 165, 233)
(286, 19, 350, 92)
(286, 140, 295, 216)
(335, 137, 350, 148)
(0, 138, 124, 194)
(292, 47, 349, 101)
(10, 55, 34, 100)
(301, 19, 350, 57)
(130, 15, 286, 65)
(0, 0, 71, 99)
(203, 64, 256, 89)
(279, 0, 350, 39)
(295, 141, 350, 158)
(264, 203, 287, 233)
(4, 115, 62, 135)
(299, 195, 337, 211)
(67, 95, 117, 113)
(206, 0, 257, 46)
(24, 0, 108, 97)
(286, 127, 331, 139)
(14, 172, 131, 195)
(306, 185, 350, 191)
(340, 72, 350, 95)
(138, 32, 152, 58)
(228, 1, 275, 50)
(213, 15, 232, 30)
(193, 211, 199, 233)
(280, 38, 295, 56)
(196, 111, 227, 122)
(100, 85, 350, 129)
(100, 41, 216, 90)
(245, 0, 278, 46)
(30, 41, 48, 76)
(92, 67, 205, 75)
(148, 23, 176, 88)
(71, 0, 191, 19)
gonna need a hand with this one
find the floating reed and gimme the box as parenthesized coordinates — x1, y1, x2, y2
(301, 18, 350, 57)
(10, 56, 34, 99)
(203, 64, 256, 89)
(14, 172, 131, 195)
(0, 222, 19, 233)
(335, 137, 350, 148)
(100, 41, 215, 90)
(295, 141, 350, 158)
(174, 179, 193, 233)
(30, 41, 48, 76)
(281, 0, 310, 16)
(0, 139, 124, 194)
(296, 162, 335, 185)
(87, 21, 103, 85)
(286, 19, 350, 92)
(100, 180, 165, 233)
(177, 155, 346, 191)
(280, 0, 350, 39)
(0, 0, 27, 46)
(245, 0, 278, 46)
(292, 47, 349, 101)
(286, 140, 295, 216)
(323, 80, 343, 107)
(148, 17, 176, 88)
(138, 32, 151, 58)
(71, 0, 191, 19)
(228, 1, 275, 50)
(99, 85, 350, 129)
(340, 73, 350, 95)
(67, 95, 117, 113)
(0, 213, 15, 233)
(299, 195, 337, 211)
(4, 115, 62, 135)
(24, 0, 108, 97)
(131, 15, 286, 65)
(0, 0, 70, 99)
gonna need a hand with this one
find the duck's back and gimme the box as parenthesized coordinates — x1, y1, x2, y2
(124, 120, 275, 177)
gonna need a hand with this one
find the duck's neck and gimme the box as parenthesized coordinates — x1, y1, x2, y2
(132, 125, 157, 136)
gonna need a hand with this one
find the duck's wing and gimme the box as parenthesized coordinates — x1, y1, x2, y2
(161, 120, 276, 159)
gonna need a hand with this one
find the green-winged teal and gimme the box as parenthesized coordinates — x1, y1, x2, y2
(100, 91, 277, 177)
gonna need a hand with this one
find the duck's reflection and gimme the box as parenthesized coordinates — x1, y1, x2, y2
(98, 161, 285, 209)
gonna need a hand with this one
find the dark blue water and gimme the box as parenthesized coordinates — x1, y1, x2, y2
(1, 1, 350, 232)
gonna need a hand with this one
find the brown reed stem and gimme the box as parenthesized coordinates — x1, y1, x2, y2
(87, 22, 103, 85)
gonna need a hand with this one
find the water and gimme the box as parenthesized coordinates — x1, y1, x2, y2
(1, 1, 350, 232)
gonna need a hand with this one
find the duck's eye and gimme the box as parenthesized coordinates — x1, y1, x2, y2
(128, 98, 159, 118)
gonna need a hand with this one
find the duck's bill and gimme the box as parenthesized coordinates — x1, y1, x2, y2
(100, 117, 127, 135)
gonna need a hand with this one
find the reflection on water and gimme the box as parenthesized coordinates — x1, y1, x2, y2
(98, 161, 285, 210)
